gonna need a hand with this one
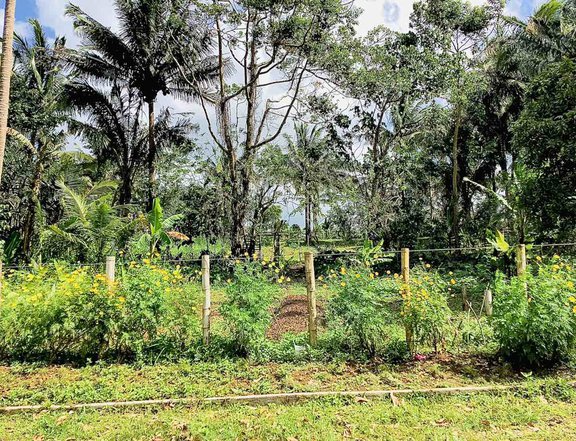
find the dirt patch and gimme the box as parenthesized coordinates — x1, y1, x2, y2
(266, 295, 325, 340)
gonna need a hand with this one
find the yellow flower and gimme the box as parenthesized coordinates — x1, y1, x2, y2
(340, 282, 346, 287)
(323, 284, 328, 289)
(450, 279, 457, 285)
(118, 297, 125, 303)
(425, 264, 431, 269)
(568, 282, 575, 290)
(553, 254, 560, 260)
(573, 305, 576, 314)
(275, 268, 280, 274)
(386, 270, 391, 275)
(355, 274, 361, 278)
(536, 255, 542, 262)
(286, 277, 291, 283)
(340, 267, 347, 275)
(374, 272, 379, 276)
(227, 279, 232, 284)
(569, 296, 576, 303)
(318, 276, 324, 281)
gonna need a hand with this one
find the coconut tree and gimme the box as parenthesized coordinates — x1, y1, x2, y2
(65, 80, 196, 206)
(7, 20, 69, 259)
(65, 0, 217, 208)
(0, 0, 17, 185)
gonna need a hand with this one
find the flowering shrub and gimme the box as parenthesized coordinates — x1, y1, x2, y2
(0, 265, 118, 361)
(492, 257, 576, 367)
(220, 260, 283, 357)
(400, 268, 452, 353)
(0, 261, 201, 362)
(326, 267, 399, 357)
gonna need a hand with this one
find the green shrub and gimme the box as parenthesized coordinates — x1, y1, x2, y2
(220, 261, 281, 357)
(401, 268, 453, 353)
(326, 268, 399, 357)
(492, 259, 576, 367)
(0, 265, 119, 361)
(0, 261, 201, 363)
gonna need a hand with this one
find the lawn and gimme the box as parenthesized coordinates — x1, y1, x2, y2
(0, 358, 574, 440)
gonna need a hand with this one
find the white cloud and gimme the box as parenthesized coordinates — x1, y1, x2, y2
(36, 0, 117, 47)
(0, 9, 33, 40)
(355, 0, 493, 35)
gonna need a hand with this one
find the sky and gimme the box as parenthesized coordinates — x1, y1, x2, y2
(4, 0, 548, 43)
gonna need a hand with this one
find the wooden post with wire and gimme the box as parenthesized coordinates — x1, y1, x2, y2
(484, 288, 493, 316)
(516, 244, 527, 276)
(304, 251, 318, 346)
(401, 248, 414, 353)
(105, 256, 116, 283)
(202, 254, 211, 345)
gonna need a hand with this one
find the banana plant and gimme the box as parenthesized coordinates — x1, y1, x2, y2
(136, 198, 184, 257)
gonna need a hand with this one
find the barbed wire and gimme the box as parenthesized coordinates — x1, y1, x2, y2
(4, 242, 576, 272)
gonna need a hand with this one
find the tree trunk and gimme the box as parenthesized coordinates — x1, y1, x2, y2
(146, 100, 157, 210)
(450, 105, 462, 248)
(22, 159, 43, 259)
(0, 0, 17, 184)
(118, 170, 133, 206)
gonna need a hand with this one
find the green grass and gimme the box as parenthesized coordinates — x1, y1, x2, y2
(1, 391, 575, 440)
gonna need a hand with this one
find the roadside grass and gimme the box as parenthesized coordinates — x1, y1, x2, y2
(1, 390, 575, 440)
(0, 357, 573, 408)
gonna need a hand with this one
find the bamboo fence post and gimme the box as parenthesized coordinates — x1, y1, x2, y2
(202, 254, 211, 345)
(462, 285, 470, 312)
(401, 248, 414, 353)
(516, 244, 527, 276)
(105, 256, 116, 283)
(484, 288, 493, 316)
(304, 252, 318, 346)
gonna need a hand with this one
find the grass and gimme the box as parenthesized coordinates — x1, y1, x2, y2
(1, 390, 575, 440)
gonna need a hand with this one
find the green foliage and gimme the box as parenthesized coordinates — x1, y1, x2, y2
(220, 262, 282, 357)
(133, 198, 183, 257)
(0, 262, 201, 363)
(492, 258, 576, 366)
(327, 267, 399, 357)
(401, 268, 453, 353)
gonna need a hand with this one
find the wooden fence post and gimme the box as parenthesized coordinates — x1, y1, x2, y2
(516, 244, 527, 276)
(462, 285, 470, 312)
(105, 256, 116, 283)
(484, 288, 493, 317)
(0, 261, 3, 302)
(401, 248, 414, 353)
(304, 252, 318, 346)
(202, 254, 211, 345)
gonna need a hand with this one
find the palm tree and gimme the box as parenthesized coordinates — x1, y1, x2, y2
(65, 0, 217, 208)
(278, 124, 343, 246)
(8, 20, 69, 259)
(46, 180, 133, 263)
(0, 0, 17, 185)
(65, 80, 195, 206)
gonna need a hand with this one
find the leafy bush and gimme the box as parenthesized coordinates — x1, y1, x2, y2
(401, 268, 453, 353)
(0, 265, 118, 361)
(220, 261, 282, 357)
(326, 267, 399, 357)
(0, 261, 201, 363)
(492, 258, 576, 367)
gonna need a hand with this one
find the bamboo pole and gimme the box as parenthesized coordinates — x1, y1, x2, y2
(516, 244, 527, 276)
(304, 251, 318, 346)
(105, 256, 116, 283)
(202, 254, 211, 345)
(484, 288, 493, 317)
(401, 248, 413, 353)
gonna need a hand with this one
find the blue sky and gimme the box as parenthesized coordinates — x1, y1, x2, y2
(8, 0, 547, 45)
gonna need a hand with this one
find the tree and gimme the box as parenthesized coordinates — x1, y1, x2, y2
(178, 0, 357, 255)
(66, 81, 196, 205)
(0, 0, 17, 186)
(66, 0, 217, 207)
(8, 20, 69, 259)
(411, 0, 503, 246)
(45, 180, 132, 263)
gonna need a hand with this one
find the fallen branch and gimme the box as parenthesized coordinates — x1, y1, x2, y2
(0, 384, 518, 414)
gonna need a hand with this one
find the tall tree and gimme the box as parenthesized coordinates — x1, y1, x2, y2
(66, 0, 217, 207)
(180, 0, 357, 255)
(0, 0, 17, 185)
(8, 20, 69, 258)
(66, 81, 196, 205)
